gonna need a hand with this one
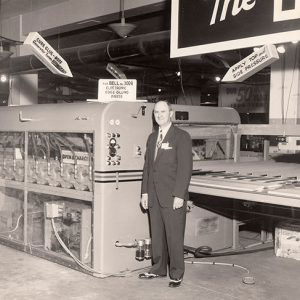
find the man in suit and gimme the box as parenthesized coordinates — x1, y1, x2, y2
(139, 100, 193, 288)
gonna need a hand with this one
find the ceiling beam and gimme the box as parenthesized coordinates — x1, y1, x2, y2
(20, 0, 168, 36)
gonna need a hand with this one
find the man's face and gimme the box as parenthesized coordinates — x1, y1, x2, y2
(154, 101, 173, 128)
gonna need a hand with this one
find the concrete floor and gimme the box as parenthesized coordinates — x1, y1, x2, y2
(0, 241, 300, 300)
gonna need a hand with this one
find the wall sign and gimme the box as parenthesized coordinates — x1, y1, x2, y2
(219, 83, 269, 113)
(171, 0, 300, 57)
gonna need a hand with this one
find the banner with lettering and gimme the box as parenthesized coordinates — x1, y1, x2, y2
(219, 83, 269, 113)
(171, 0, 300, 57)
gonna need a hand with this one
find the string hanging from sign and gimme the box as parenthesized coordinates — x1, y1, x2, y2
(280, 53, 286, 125)
(177, 59, 187, 104)
(284, 44, 299, 125)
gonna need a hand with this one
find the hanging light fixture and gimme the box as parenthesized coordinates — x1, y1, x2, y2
(109, 0, 136, 38)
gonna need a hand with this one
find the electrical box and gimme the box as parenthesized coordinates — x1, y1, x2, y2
(275, 221, 300, 261)
(278, 137, 300, 154)
(185, 202, 233, 251)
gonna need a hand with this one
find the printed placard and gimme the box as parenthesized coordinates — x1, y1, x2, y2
(222, 44, 279, 82)
(62, 150, 90, 165)
(98, 79, 137, 102)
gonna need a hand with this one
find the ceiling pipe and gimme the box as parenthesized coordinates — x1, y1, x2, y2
(0, 30, 170, 74)
(0, 30, 231, 75)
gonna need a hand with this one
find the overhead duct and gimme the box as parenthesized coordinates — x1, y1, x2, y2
(0, 31, 170, 74)
(0, 30, 233, 75)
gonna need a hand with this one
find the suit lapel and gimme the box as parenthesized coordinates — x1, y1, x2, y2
(150, 131, 159, 162)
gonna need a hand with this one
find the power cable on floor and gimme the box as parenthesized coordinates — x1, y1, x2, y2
(183, 241, 274, 285)
(185, 260, 255, 285)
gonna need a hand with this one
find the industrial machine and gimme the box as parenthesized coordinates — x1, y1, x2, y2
(0, 101, 241, 276)
(189, 124, 300, 208)
(188, 123, 300, 251)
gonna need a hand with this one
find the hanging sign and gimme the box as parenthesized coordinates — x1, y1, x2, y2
(171, 0, 300, 57)
(24, 32, 73, 77)
(222, 44, 279, 82)
(97, 79, 137, 102)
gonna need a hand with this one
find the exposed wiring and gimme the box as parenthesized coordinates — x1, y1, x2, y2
(36, 145, 47, 159)
(83, 134, 93, 180)
(0, 211, 43, 235)
(185, 260, 250, 274)
(50, 134, 63, 163)
(184, 242, 273, 258)
(48, 134, 61, 155)
(0, 214, 23, 234)
(185, 259, 255, 284)
(50, 218, 128, 278)
(41, 133, 51, 160)
(29, 133, 38, 158)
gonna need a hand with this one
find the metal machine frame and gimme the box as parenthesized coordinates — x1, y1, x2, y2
(0, 101, 241, 275)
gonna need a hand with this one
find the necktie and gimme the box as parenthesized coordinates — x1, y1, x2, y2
(157, 130, 163, 149)
(154, 130, 163, 160)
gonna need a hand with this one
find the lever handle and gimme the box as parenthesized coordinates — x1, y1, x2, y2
(19, 111, 33, 122)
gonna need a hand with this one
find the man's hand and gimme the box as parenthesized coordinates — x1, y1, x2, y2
(173, 197, 184, 210)
(141, 194, 148, 210)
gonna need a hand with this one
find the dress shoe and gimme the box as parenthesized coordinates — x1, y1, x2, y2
(138, 272, 166, 279)
(168, 279, 182, 288)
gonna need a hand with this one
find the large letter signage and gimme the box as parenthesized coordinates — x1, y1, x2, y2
(171, 0, 300, 57)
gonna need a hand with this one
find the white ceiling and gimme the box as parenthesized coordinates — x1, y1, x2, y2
(1, 0, 66, 19)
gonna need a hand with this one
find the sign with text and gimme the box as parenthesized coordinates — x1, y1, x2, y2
(171, 0, 300, 57)
(24, 32, 73, 77)
(98, 79, 137, 102)
(219, 83, 269, 113)
(222, 44, 279, 82)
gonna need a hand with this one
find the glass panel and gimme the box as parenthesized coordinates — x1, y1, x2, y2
(28, 132, 93, 191)
(0, 132, 25, 181)
(27, 192, 92, 266)
(0, 187, 24, 242)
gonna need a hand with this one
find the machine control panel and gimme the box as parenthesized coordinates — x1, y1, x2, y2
(106, 132, 121, 166)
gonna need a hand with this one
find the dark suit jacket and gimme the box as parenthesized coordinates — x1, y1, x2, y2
(142, 125, 193, 208)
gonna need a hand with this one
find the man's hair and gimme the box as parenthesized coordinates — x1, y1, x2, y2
(155, 100, 173, 111)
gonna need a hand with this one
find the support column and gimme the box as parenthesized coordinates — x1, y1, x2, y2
(8, 74, 38, 106)
(269, 44, 300, 125)
(3, 16, 38, 106)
